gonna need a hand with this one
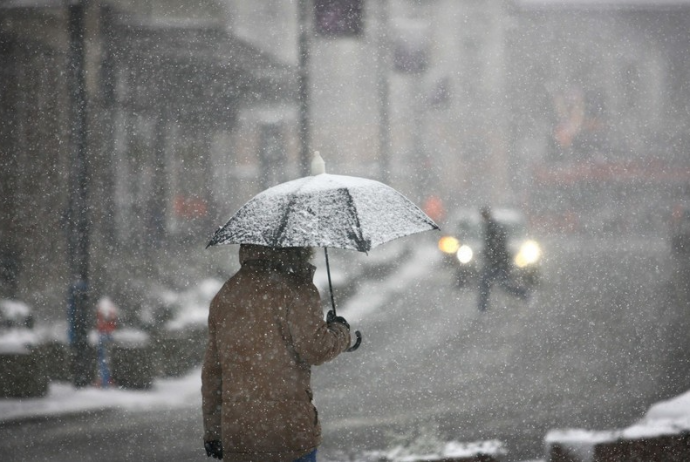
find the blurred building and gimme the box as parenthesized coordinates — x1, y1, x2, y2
(2, 0, 690, 321)
(0, 0, 296, 320)
(228, 0, 515, 205)
(509, 0, 690, 234)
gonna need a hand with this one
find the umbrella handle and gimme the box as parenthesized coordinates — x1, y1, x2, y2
(346, 330, 362, 352)
(324, 247, 337, 316)
(324, 248, 361, 352)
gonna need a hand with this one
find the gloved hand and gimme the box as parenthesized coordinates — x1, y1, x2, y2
(327, 310, 350, 330)
(204, 440, 223, 459)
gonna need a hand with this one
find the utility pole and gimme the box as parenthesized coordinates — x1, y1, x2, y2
(298, 0, 311, 177)
(377, 0, 391, 184)
(67, 0, 92, 388)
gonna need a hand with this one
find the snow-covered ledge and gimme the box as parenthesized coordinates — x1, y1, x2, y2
(545, 390, 690, 462)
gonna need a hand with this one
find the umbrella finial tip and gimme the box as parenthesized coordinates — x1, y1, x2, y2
(311, 151, 326, 175)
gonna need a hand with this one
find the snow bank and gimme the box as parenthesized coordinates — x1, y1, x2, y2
(545, 389, 690, 461)
(0, 299, 31, 321)
(644, 389, 690, 422)
(111, 328, 150, 348)
(0, 329, 39, 354)
(0, 367, 202, 423)
(367, 440, 506, 462)
(160, 278, 223, 331)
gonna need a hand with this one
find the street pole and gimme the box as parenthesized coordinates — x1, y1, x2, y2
(67, 1, 92, 388)
(298, 0, 311, 177)
(412, 74, 425, 204)
(377, 0, 391, 184)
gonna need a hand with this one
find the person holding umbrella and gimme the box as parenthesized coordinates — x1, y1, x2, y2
(203, 152, 438, 460)
(201, 243, 351, 461)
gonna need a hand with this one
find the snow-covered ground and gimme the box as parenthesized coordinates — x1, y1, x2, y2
(0, 368, 201, 424)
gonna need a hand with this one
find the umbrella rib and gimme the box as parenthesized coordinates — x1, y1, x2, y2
(270, 176, 318, 247)
(271, 192, 300, 247)
(342, 187, 369, 252)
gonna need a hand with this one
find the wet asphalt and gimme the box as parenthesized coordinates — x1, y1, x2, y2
(1, 235, 689, 462)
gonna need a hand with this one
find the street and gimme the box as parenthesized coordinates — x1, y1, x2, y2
(316, 235, 690, 460)
(1, 235, 689, 461)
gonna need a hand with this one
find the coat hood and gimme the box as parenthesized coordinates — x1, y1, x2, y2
(239, 244, 315, 279)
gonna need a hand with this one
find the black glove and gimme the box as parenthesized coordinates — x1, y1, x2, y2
(327, 310, 350, 330)
(204, 440, 223, 459)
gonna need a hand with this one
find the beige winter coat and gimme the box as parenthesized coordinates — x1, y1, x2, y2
(201, 245, 351, 462)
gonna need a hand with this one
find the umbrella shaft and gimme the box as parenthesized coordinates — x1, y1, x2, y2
(324, 247, 337, 316)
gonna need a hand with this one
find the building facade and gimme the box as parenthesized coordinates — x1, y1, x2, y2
(0, 0, 296, 321)
(2, 0, 689, 322)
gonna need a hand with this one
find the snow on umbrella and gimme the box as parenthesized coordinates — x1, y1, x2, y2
(207, 178, 437, 252)
(207, 152, 439, 350)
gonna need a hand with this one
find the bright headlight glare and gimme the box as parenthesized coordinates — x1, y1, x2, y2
(515, 240, 541, 268)
(438, 236, 460, 254)
(457, 245, 473, 264)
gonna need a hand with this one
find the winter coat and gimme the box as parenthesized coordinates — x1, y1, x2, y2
(201, 244, 351, 462)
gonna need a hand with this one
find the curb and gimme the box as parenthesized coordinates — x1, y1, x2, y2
(0, 407, 116, 427)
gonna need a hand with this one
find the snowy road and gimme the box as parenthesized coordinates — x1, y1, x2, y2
(1, 235, 689, 461)
(315, 235, 690, 460)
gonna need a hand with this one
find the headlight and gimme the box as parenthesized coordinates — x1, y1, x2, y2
(515, 240, 541, 268)
(457, 245, 473, 264)
(438, 236, 460, 254)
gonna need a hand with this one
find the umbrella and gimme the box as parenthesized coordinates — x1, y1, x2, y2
(207, 153, 439, 351)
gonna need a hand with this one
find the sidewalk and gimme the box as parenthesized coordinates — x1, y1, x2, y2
(0, 240, 413, 426)
(0, 367, 202, 425)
